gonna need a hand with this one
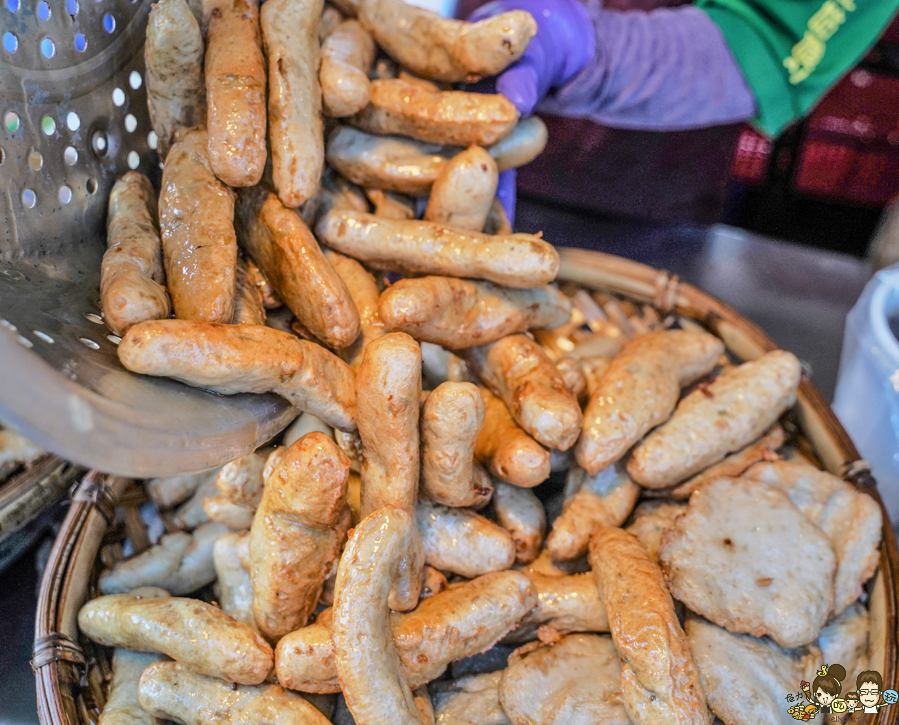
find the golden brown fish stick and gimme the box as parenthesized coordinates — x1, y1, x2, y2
(417, 501, 516, 577)
(332, 507, 424, 725)
(366, 188, 416, 220)
(262, 0, 324, 207)
(628, 350, 802, 488)
(355, 333, 423, 610)
(78, 593, 273, 685)
(324, 250, 385, 369)
(380, 277, 571, 350)
(358, 0, 535, 82)
(118, 320, 356, 431)
(492, 481, 545, 564)
(213, 532, 257, 630)
(159, 127, 236, 323)
(101, 173, 171, 336)
(277, 570, 536, 693)
(144, 0, 205, 158)
(99, 650, 165, 725)
(204, 0, 267, 187)
(575, 330, 725, 476)
(236, 188, 360, 348)
(424, 146, 498, 232)
(216, 451, 267, 507)
(487, 116, 548, 171)
(321, 19, 375, 117)
(326, 126, 453, 195)
(475, 387, 550, 488)
(317, 210, 559, 289)
(420, 382, 493, 508)
(589, 527, 710, 725)
(232, 257, 266, 325)
(250, 433, 349, 641)
(547, 463, 640, 561)
(509, 571, 609, 643)
(351, 79, 519, 146)
(139, 662, 330, 725)
(466, 335, 583, 451)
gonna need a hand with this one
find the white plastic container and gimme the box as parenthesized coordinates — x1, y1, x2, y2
(834, 266, 899, 523)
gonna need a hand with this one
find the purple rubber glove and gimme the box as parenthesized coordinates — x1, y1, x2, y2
(469, 0, 596, 117)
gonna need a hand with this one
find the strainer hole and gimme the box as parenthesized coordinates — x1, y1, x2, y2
(42, 115, 56, 135)
(102, 13, 115, 32)
(129, 71, 142, 89)
(34, 331, 54, 343)
(58, 185, 72, 204)
(0, 147, 4, 165)
(86, 177, 97, 194)
(22, 189, 36, 208)
(112, 88, 125, 106)
(85, 313, 103, 324)
(3, 32, 17, 53)
(28, 150, 43, 171)
(66, 0, 77, 14)
(64, 146, 78, 165)
(147, 131, 158, 150)
(92, 130, 107, 155)
(74, 33, 86, 51)
(66, 111, 80, 131)
(79, 337, 100, 350)
(107, 334, 122, 344)
(5, 112, 20, 133)
(127, 150, 140, 169)
(124, 114, 137, 132)
(6, 0, 18, 11)
(37, 1, 50, 20)
(40, 37, 55, 58)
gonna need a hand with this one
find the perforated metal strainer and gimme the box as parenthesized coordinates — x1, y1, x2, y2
(0, 1, 295, 477)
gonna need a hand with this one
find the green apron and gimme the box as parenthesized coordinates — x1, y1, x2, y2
(697, 0, 899, 136)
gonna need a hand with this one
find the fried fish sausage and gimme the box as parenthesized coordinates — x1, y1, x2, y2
(139, 662, 330, 725)
(365, 188, 416, 220)
(236, 188, 360, 348)
(509, 571, 609, 643)
(317, 210, 559, 288)
(99, 650, 165, 725)
(417, 501, 516, 577)
(250, 433, 349, 641)
(332, 507, 425, 725)
(355, 333, 423, 610)
(232, 257, 267, 325)
(144, 0, 206, 158)
(492, 481, 545, 564)
(420, 382, 492, 508)
(380, 277, 571, 350)
(118, 320, 356, 430)
(576, 330, 725, 475)
(204, 0, 267, 187)
(628, 350, 802, 488)
(424, 146, 497, 232)
(589, 527, 710, 725)
(321, 19, 375, 117)
(213, 532, 257, 630)
(326, 126, 453, 195)
(324, 250, 385, 369)
(216, 451, 267, 507)
(203, 495, 255, 529)
(546, 463, 640, 561)
(159, 127, 237, 323)
(98, 521, 228, 595)
(466, 335, 582, 451)
(475, 387, 550, 488)
(487, 115, 548, 171)
(277, 570, 536, 693)
(262, 0, 324, 207)
(101, 173, 171, 336)
(78, 593, 273, 684)
(358, 0, 535, 82)
(351, 79, 519, 146)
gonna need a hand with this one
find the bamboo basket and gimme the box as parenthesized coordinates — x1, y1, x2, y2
(33, 248, 899, 725)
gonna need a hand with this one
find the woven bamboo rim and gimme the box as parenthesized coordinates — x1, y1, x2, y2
(32, 247, 899, 725)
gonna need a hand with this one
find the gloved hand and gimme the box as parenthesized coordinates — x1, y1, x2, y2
(468, 0, 596, 117)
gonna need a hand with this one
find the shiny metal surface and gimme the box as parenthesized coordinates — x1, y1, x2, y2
(0, 0, 295, 476)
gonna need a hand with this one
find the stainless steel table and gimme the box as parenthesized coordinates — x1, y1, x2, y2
(0, 200, 873, 725)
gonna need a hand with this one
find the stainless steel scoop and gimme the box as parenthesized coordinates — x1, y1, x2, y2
(0, 0, 296, 477)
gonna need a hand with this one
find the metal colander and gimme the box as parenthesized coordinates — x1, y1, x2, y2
(0, 1, 295, 477)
